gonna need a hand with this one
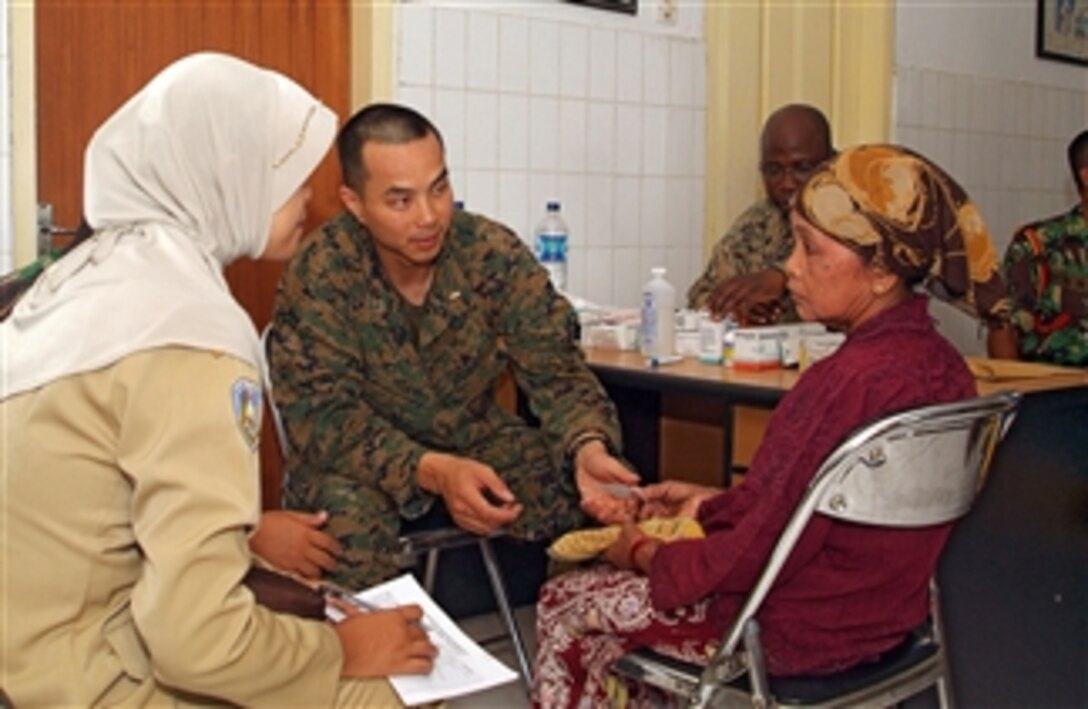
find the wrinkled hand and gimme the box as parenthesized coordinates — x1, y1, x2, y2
(601, 521, 646, 570)
(574, 441, 641, 524)
(417, 452, 522, 535)
(637, 480, 720, 520)
(706, 269, 787, 323)
(250, 510, 342, 580)
(335, 604, 437, 677)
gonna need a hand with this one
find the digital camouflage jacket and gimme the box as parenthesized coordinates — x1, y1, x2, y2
(268, 209, 623, 525)
(686, 197, 797, 320)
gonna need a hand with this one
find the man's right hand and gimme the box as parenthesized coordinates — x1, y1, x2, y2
(335, 604, 437, 677)
(416, 452, 523, 535)
(249, 510, 343, 580)
(706, 268, 787, 323)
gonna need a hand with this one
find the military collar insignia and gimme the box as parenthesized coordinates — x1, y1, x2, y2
(231, 378, 263, 451)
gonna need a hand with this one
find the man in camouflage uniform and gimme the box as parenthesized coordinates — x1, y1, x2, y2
(268, 104, 637, 588)
(1003, 129, 1088, 367)
(687, 104, 833, 324)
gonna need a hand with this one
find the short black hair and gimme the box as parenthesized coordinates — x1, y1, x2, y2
(337, 103, 444, 189)
(761, 104, 834, 159)
(1068, 129, 1088, 191)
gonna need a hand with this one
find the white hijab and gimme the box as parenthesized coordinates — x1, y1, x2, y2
(1, 53, 336, 399)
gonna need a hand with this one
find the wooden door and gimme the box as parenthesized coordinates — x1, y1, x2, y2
(36, 0, 351, 509)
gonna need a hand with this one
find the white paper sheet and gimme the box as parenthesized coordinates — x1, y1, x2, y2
(352, 574, 519, 705)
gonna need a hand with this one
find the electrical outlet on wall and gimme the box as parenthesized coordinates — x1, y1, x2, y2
(657, 0, 677, 24)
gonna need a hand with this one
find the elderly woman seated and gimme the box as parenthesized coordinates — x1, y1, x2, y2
(532, 145, 1012, 708)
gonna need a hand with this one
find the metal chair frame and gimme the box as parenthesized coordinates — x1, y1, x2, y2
(259, 328, 534, 692)
(393, 525, 534, 691)
(614, 391, 1022, 708)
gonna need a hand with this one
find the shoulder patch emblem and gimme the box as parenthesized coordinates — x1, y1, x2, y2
(231, 378, 263, 451)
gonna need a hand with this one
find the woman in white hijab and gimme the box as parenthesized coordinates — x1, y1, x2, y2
(0, 53, 434, 706)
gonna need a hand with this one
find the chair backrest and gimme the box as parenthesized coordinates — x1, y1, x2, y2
(259, 325, 293, 465)
(715, 391, 1022, 659)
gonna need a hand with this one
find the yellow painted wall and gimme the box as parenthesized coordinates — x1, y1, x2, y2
(350, 1, 394, 110)
(11, 0, 37, 267)
(703, 0, 893, 252)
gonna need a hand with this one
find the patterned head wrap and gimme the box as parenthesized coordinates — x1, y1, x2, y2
(795, 144, 1011, 325)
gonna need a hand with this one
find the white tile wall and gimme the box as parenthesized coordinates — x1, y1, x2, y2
(496, 171, 528, 247)
(639, 176, 667, 247)
(559, 99, 587, 173)
(558, 25, 589, 99)
(395, 3, 707, 308)
(434, 89, 466, 168)
(616, 32, 643, 103)
(398, 5, 434, 87)
(528, 96, 560, 171)
(498, 94, 529, 170)
(588, 28, 616, 101)
(526, 20, 557, 95)
(499, 16, 531, 93)
(0, 0, 11, 273)
(894, 65, 1087, 354)
(466, 13, 499, 92)
(433, 8, 467, 89)
(464, 92, 498, 169)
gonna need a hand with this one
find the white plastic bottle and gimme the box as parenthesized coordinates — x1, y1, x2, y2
(640, 267, 676, 359)
(534, 201, 568, 291)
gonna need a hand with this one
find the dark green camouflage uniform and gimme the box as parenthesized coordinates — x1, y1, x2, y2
(686, 197, 798, 321)
(268, 210, 623, 587)
(1003, 206, 1088, 366)
(0, 249, 64, 321)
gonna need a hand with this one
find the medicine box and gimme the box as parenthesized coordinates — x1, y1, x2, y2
(732, 326, 786, 370)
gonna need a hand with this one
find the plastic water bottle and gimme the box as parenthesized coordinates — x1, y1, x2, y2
(534, 201, 568, 291)
(640, 267, 676, 359)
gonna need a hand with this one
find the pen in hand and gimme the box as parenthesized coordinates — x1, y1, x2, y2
(319, 582, 381, 613)
(601, 482, 645, 518)
(320, 582, 436, 633)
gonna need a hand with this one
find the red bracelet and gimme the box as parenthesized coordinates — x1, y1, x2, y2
(627, 535, 658, 571)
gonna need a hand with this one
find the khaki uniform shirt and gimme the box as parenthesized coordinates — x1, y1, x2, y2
(0, 347, 395, 707)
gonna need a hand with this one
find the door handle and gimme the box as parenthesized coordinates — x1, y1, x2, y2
(36, 202, 79, 256)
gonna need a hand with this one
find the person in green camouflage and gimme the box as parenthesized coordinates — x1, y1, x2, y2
(687, 104, 834, 324)
(1003, 129, 1088, 367)
(0, 251, 63, 321)
(0, 222, 92, 321)
(268, 103, 638, 588)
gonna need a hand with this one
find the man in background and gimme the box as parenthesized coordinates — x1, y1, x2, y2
(1003, 129, 1088, 366)
(687, 104, 833, 324)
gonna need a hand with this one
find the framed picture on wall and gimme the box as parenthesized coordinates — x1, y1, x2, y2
(564, 0, 637, 15)
(1037, 0, 1088, 66)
